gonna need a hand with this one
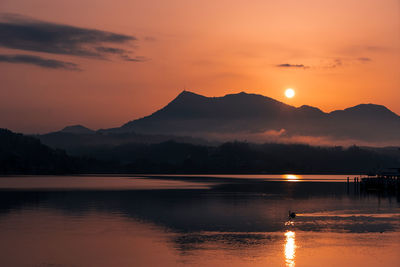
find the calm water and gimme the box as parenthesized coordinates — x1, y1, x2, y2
(149, 174, 352, 182)
(0, 175, 399, 267)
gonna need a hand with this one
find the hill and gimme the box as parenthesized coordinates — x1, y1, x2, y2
(0, 128, 80, 174)
(100, 91, 400, 145)
(0, 129, 107, 174)
(3, 129, 400, 174)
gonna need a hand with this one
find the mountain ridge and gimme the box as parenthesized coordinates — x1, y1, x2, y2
(106, 90, 399, 144)
(61, 125, 95, 134)
(55, 90, 399, 145)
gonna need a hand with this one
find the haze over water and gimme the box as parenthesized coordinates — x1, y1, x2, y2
(0, 175, 399, 267)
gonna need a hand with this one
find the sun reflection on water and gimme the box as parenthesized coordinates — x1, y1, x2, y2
(283, 174, 301, 182)
(284, 231, 296, 267)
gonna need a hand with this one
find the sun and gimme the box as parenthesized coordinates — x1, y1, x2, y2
(285, 88, 295, 98)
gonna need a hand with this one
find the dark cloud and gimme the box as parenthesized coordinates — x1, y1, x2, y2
(276, 63, 308, 69)
(120, 55, 149, 62)
(95, 46, 128, 55)
(95, 46, 148, 62)
(0, 54, 80, 70)
(0, 13, 146, 68)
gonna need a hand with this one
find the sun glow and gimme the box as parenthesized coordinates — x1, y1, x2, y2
(285, 88, 295, 98)
(284, 174, 301, 182)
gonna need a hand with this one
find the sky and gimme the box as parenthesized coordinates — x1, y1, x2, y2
(0, 0, 399, 133)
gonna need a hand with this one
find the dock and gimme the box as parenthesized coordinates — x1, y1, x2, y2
(352, 168, 400, 196)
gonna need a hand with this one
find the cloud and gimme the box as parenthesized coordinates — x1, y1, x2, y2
(339, 45, 389, 56)
(0, 13, 146, 68)
(325, 57, 372, 69)
(95, 46, 148, 61)
(277, 57, 372, 71)
(0, 54, 80, 70)
(120, 55, 149, 62)
(357, 57, 372, 62)
(276, 63, 308, 69)
(326, 58, 343, 68)
(95, 46, 128, 55)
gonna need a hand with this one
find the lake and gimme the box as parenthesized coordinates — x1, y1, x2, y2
(0, 175, 399, 267)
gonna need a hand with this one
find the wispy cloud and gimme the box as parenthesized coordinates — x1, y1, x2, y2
(120, 55, 149, 62)
(276, 63, 309, 69)
(0, 13, 147, 69)
(357, 57, 372, 62)
(325, 57, 373, 68)
(338, 45, 389, 55)
(325, 58, 343, 68)
(277, 57, 372, 71)
(0, 54, 80, 70)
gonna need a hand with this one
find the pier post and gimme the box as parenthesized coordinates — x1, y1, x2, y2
(356, 177, 359, 193)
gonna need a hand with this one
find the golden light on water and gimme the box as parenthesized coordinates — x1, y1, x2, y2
(283, 174, 301, 182)
(284, 231, 296, 267)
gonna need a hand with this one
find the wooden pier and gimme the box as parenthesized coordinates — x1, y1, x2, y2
(352, 168, 400, 195)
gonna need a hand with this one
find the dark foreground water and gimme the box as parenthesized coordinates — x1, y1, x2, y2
(0, 175, 399, 267)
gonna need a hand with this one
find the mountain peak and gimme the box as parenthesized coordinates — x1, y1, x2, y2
(347, 103, 392, 113)
(331, 103, 399, 118)
(60, 125, 94, 134)
(115, 90, 399, 143)
(176, 90, 204, 98)
(170, 90, 207, 103)
(298, 105, 324, 113)
(224, 91, 268, 98)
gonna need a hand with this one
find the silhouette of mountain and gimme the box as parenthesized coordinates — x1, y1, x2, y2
(37, 131, 211, 155)
(101, 91, 400, 144)
(60, 125, 95, 134)
(0, 128, 79, 174)
(0, 129, 124, 174)
(3, 129, 400, 174)
(114, 91, 295, 134)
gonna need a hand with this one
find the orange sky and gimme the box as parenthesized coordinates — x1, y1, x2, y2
(0, 0, 399, 133)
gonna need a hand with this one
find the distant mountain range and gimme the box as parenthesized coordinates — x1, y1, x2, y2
(0, 128, 81, 174)
(36, 91, 400, 147)
(60, 125, 95, 135)
(4, 91, 400, 174)
(94, 91, 399, 145)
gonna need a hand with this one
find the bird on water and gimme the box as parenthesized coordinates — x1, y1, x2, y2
(288, 211, 296, 220)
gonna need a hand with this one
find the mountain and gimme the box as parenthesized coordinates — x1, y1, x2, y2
(102, 91, 400, 144)
(37, 131, 211, 155)
(60, 125, 95, 134)
(116, 91, 296, 134)
(0, 128, 79, 174)
(3, 128, 400, 174)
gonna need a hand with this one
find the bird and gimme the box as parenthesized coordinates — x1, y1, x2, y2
(288, 210, 296, 220)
